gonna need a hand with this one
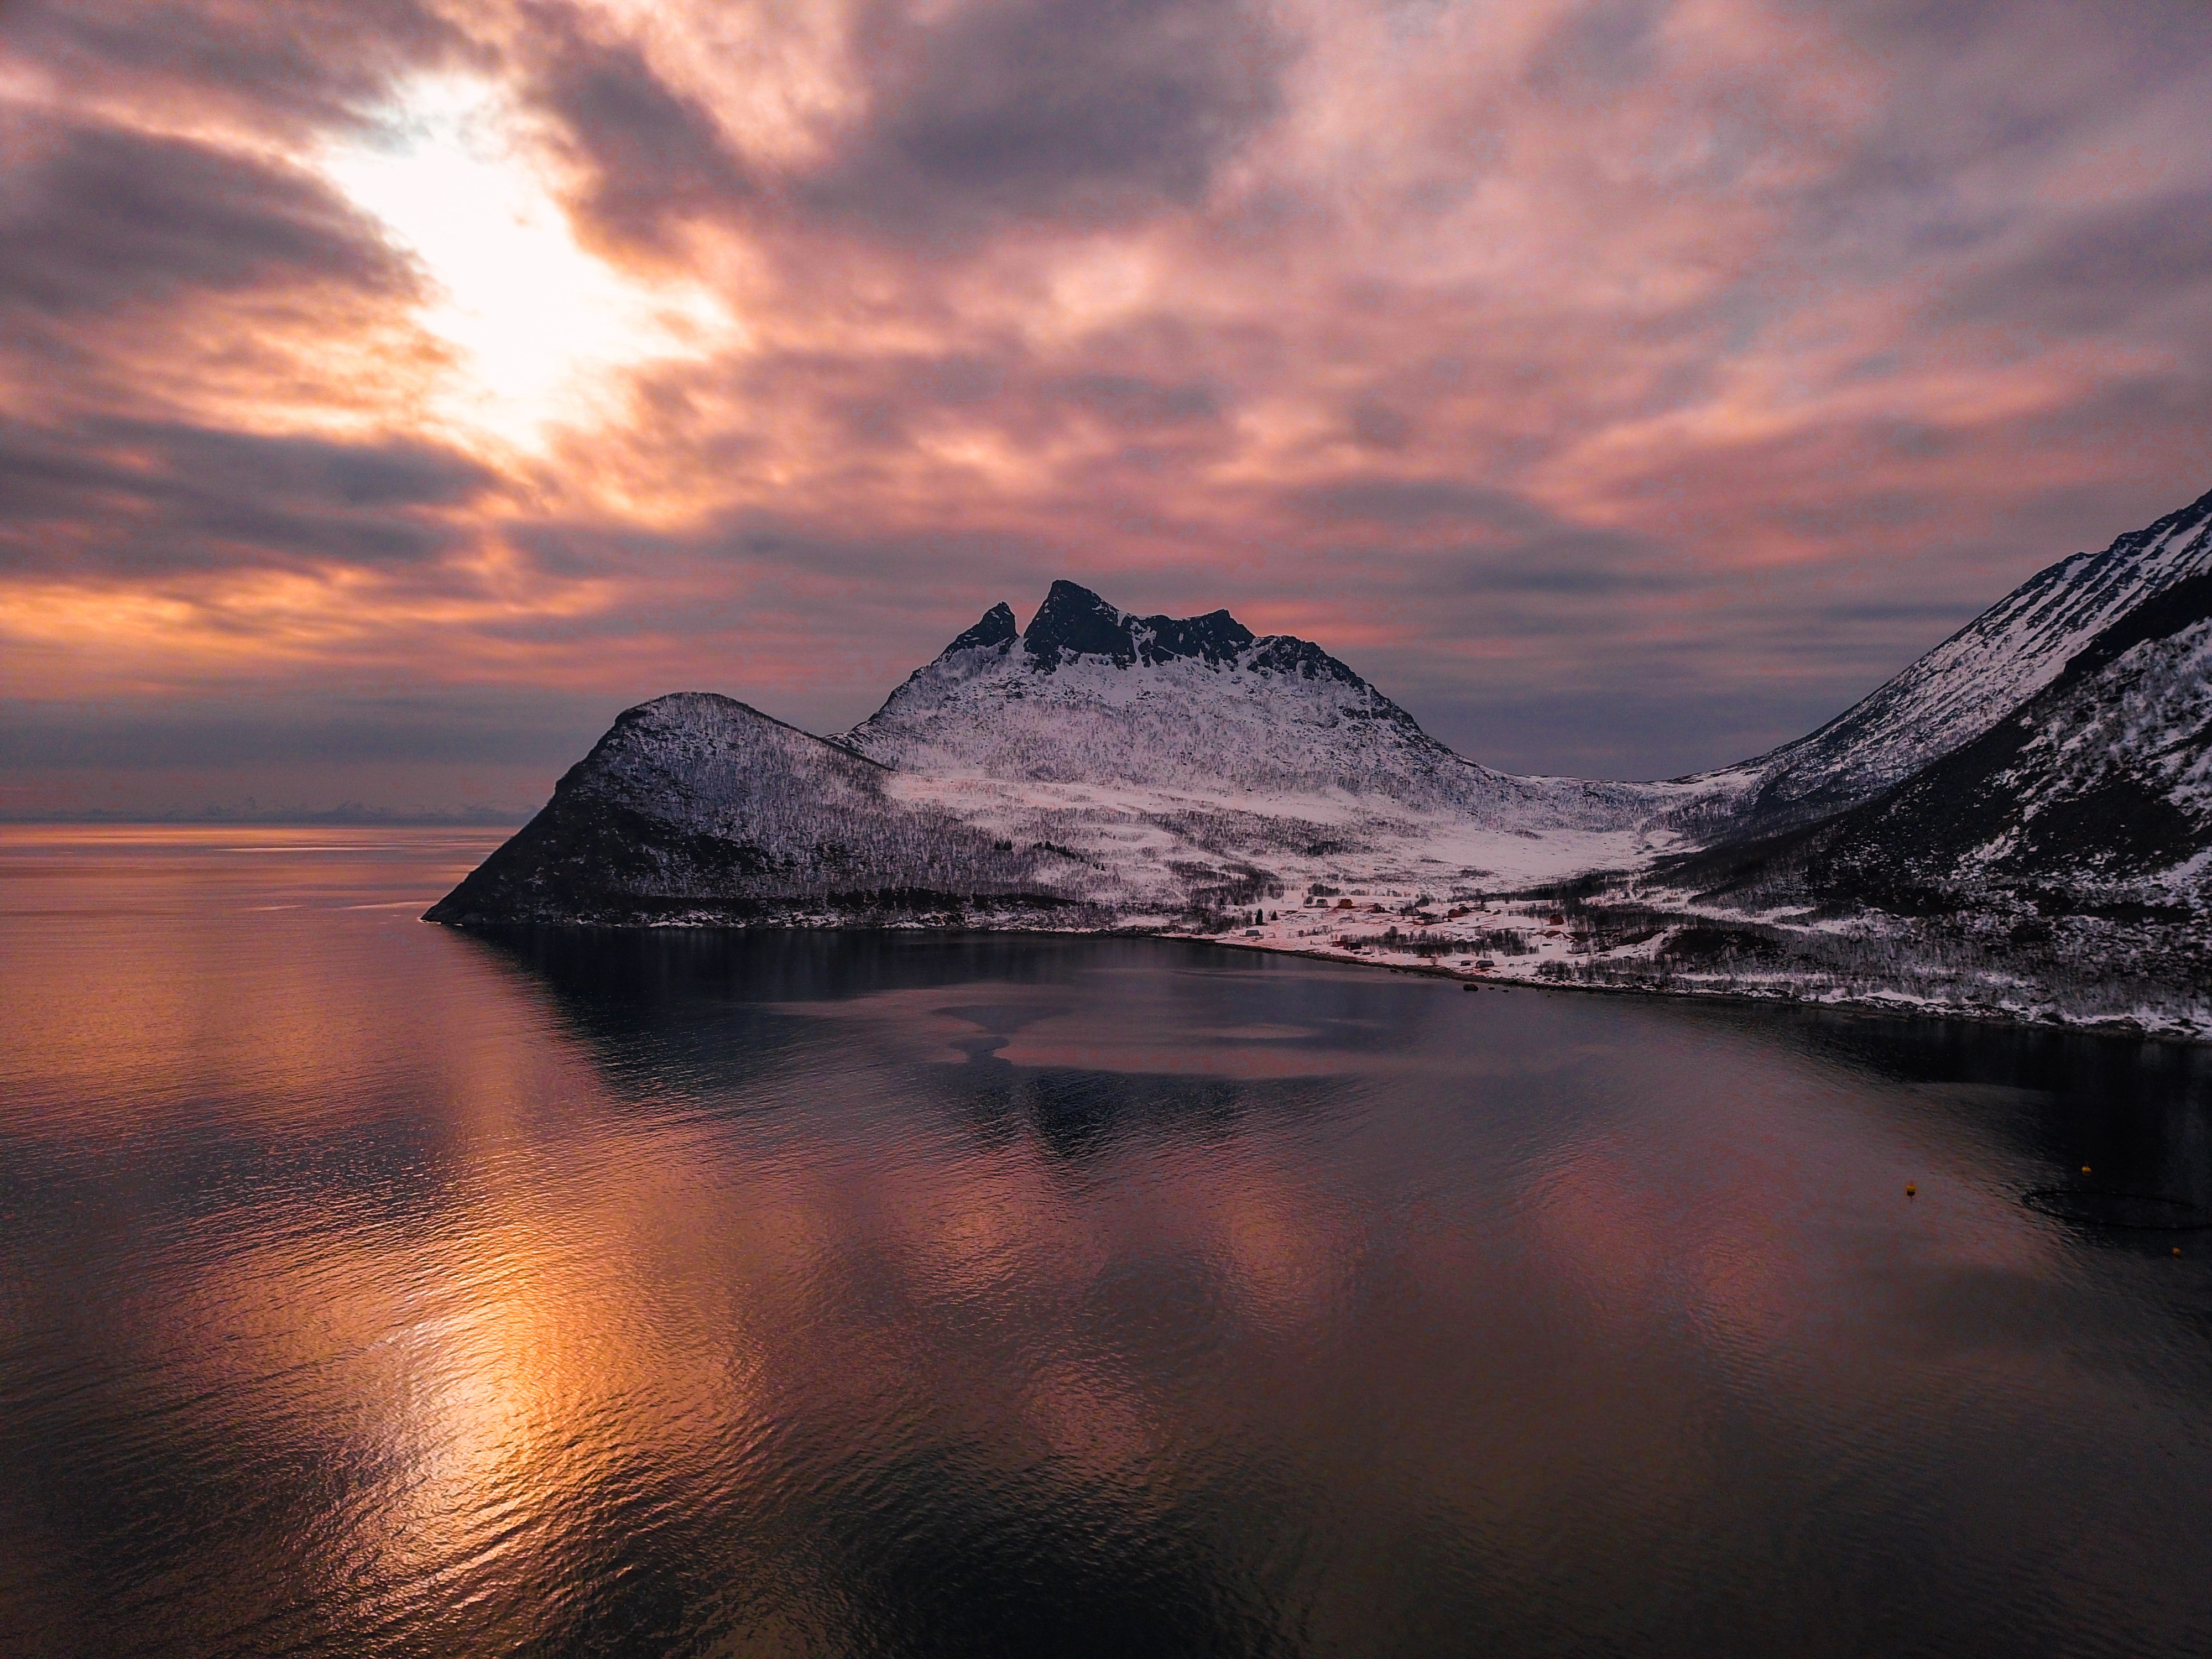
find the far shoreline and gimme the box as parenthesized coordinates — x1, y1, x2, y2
(428, 910, 2212, 1050)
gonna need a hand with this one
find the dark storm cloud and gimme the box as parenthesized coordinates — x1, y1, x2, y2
(807, 0, 1290, 237)
(2, 0, 469, 132)
(522, 6, 757, 255)
(0, 118, 410, 316)
(0, 420, 497, 573)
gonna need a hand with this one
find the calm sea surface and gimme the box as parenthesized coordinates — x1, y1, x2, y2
(5, 826, 2212, 1657)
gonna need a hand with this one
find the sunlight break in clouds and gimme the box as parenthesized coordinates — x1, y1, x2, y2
(319, 75, 734, 450)
(2, 0, 2209, 816)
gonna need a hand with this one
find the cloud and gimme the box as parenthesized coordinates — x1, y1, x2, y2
(1938, 187, 2212, 333)
(521, 7, 757, 257)
(2, 0, 469, 132)
(0, 117, 410, 318)
(3, 0, 2212, 808)
(1044, 372, 1224, 431)
(0, 420, 498, 575)
(1288, 479, 1550, 533)
(1523, 0, 1665, 100)
(0, 687, 599, 769)
(804, 0, 1292, 239)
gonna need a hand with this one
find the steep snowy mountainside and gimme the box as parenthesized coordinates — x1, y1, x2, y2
(841, 580, 1679, 831)
(426, 693, 1077, 925)
(1661, 568, 2212, 915)
(1711, 486, 2212, 829)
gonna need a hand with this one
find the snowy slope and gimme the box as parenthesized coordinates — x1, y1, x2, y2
(840, 580, 1682, 830)
(1573, 569, 2212, 1033)
(425, 693, 1083, 925)
(1756, 570, 2212, 909)
(1707, 487, 2212, 828)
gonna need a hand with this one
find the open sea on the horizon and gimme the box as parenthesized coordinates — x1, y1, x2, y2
(4, 825, 2212, 1657)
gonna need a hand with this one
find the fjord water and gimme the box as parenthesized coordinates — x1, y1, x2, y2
(5, 830, 2212, 1658)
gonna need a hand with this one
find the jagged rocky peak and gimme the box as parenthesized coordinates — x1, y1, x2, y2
(833, 573, 1590, 811)
(1021, 580, 1128, 660)
(943, 602, 1018, 654)
(1019, 579, 1256, 670)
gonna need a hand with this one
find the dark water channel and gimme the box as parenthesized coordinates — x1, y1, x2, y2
(4, 827, 2212, 1657)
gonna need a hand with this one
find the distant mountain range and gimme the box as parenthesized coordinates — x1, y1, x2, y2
(430, 486, 2212, 1036)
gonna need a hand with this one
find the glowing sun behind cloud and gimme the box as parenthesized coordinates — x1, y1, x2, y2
(319, 76, 734, 451)
(4, 0, 2209, 817)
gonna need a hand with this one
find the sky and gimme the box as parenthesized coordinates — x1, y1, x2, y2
(3, 0, 2209, 817)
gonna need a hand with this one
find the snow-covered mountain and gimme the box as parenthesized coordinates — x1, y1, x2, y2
(1707, 486, 2212, 830)
(1675, 569, 2212, 915)
(834, 486, 2212, 851)
(424, 693, 1091, 926)
(1592, 561, 2212, 1034)
(429, 484, 2212, 1034)
(838, 578, 1667, 828)
(815, 577, 1726, 910)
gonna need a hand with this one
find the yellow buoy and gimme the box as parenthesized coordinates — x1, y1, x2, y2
(2174, 1247, 2183, 1258)
(2082, 1165, 2092, 1174)
(1905, 1182, 1917, 1197)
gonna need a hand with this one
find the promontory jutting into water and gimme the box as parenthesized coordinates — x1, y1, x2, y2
(429, 487, 2212, 1036)
(4, 828, 2211, 1657)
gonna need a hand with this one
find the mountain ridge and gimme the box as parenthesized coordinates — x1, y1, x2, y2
(1702, 485, 2212, 830)
(838, 578, 1676, 829)
(426, 483, 2212, 1033)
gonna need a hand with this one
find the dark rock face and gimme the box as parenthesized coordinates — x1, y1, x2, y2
(1018, 580, 1258, 670)
(944, 602, 1018, 654)
(1246, 636, 1361, 684)
(1022, 580, 1133, 663)
(1136, 607, 1255, 666)
(2059, 570, 2212, 684)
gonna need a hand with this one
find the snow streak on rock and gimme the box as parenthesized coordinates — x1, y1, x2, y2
(1678, 569, 2212, 912)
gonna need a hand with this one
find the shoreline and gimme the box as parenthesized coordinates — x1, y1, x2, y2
(1160, 931, 2212, 1046)
(431, 911, 2212, 1047)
